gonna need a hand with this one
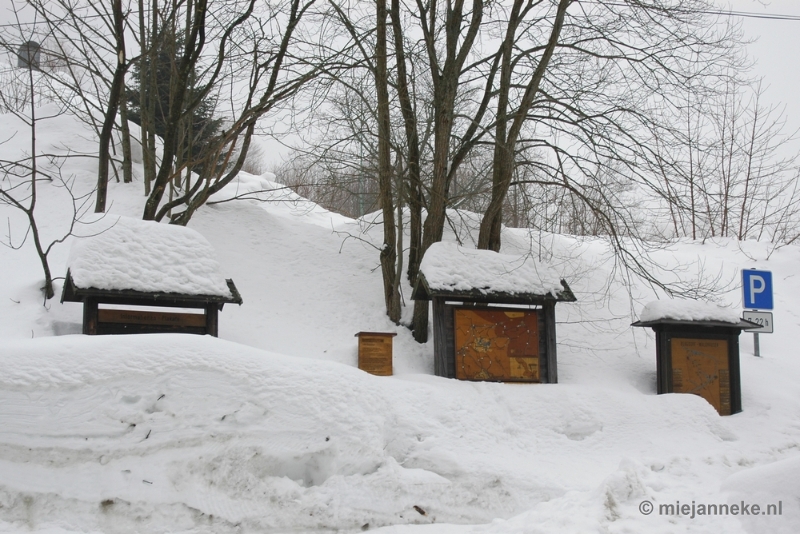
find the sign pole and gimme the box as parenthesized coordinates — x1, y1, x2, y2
(754, 332, 760, 358)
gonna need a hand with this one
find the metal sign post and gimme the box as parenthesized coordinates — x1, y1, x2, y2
(742, 269, 774, 357)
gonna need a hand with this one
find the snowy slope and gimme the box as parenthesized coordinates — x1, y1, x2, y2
(1, 108, 800, 533)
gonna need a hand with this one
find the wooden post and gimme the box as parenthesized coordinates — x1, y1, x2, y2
(543, 301, 558, 383)
(729, 333, 743, 414)
(205, 305, 219, 337)
(83, 298, 98, 335)
(432, 297, 446, 377)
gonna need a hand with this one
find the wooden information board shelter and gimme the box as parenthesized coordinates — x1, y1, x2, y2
(631, 317, 757, 415)
(62, 271, 242, 336)
(60, 216, 242, 337)
(412, 244, 575, 383)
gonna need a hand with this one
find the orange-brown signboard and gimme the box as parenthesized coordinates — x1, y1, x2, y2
(670, 338, 731, 415)
(454, 308, 540, 382)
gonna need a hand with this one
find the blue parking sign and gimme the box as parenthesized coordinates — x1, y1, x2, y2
(742, 269, 773, 310)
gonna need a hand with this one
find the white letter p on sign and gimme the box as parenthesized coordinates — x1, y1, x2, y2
(749, 275, 765, 305)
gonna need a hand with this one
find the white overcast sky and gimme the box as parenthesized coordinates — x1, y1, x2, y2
(720, 0, 800, 135)
(263, 0, 800, 168)
(3, 1, 800, 168)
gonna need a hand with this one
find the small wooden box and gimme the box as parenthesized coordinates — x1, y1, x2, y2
(355, 332, 397, 376)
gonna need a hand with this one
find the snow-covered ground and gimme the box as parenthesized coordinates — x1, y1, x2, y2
(1, 107, 799, 533)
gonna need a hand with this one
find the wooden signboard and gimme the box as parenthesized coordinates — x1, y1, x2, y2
(98, 309, 207, 327)
(91, 306, 213, 335)
(670, 337, 731, 415)
(356, 332, 396, 376)
(454, 308, 540, 382)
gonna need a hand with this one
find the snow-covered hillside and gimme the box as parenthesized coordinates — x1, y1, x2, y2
(1, 108, 799, 533)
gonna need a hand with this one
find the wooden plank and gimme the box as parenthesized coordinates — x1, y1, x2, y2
(356, 332, 395, 376)
(670, 337, 731, 415)
(98, 308, 207, 327)
(453, 307, 540, 382)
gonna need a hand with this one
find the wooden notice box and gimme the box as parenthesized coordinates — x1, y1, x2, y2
(61, 270, 242, 337)
(410, 243, 576, 384)
(631, 318, 758, 415)
(355, 332, 396, 376)
(454, 307, 541, 382)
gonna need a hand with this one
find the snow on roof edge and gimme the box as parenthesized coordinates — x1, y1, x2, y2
(418, 242, 566, 298)
(639, 299, 741, 324)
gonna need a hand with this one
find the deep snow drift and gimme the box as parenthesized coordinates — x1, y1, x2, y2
(1, 107, 799, 534)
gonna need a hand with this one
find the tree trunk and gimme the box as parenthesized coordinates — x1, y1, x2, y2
(410, 0, 484, 342)
(477, 0, 570, 251)
(95, 0, 126, 213)
(376, 0, 400, 323)
(390, 0, 422, 287)
(119, 91, 133, 183)
(142, 0, 208, 220)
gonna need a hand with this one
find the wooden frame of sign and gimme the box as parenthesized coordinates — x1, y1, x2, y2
(631, 318, 758, 415)
(412, 274, 576, 384)
(61, 269, 242, 337)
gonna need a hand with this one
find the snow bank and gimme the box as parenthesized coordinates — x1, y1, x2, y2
(639, 299, 742, 323)
(0, 334, 747, 533)
(419, 242, 564, 296)
(67, 216, 233, 297)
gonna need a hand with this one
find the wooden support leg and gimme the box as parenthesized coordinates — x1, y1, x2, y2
(543, 301, 558, 384)
(206, 305, 219, 337)
(83, 298, 98, 335)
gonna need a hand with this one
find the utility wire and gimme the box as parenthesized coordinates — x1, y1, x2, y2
(0, 3, 799, 31)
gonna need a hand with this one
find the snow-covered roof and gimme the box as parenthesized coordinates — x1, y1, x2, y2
(638, 299, 741, 324)
(415, 242, 572, 301)
(67, 216, 235, 298)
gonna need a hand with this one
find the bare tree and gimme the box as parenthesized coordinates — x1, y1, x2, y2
(0, 28, 91, 300)
(142, 0, 334, 226)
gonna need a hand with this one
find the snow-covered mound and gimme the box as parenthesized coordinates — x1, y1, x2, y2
(2, 333, 787, 534)
(215, 171, 353, 229)
(67, 216, 234, 297)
